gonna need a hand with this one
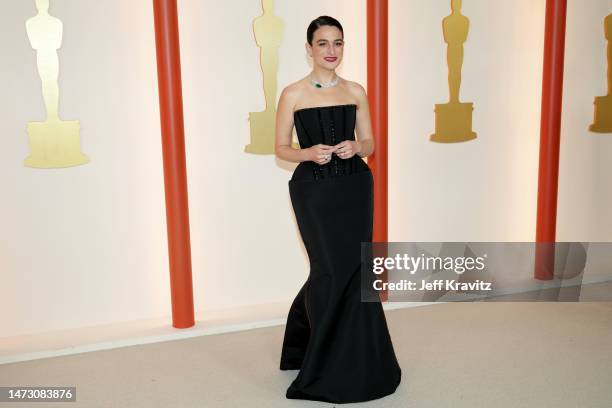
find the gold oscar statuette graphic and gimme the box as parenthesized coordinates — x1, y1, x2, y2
(245, 0, 284, 154)
(25, 0, 88, 168)
(590, 12, 612, 133)
(431, 0, 477, 143)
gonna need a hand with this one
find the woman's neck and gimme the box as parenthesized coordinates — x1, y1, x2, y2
(310, 68, 337, 84)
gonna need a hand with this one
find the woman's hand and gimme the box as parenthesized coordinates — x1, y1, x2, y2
(306, 144, 337, 165)
(333, 140, 361, 159)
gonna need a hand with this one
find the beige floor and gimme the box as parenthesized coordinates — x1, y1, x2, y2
(1, 302, 611, 408)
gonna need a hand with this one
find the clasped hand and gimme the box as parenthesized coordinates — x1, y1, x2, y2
(307, 141, 361, 165)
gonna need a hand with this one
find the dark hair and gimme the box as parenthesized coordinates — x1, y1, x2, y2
(307, 16, 344, 45)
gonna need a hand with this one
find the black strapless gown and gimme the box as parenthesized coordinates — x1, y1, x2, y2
(280, 104, 401, 404)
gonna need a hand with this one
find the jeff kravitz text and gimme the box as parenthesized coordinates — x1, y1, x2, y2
(370, 253, 493, 292)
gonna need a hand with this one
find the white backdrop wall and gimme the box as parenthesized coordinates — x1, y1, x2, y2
(558, 0, 612, 241)
(0, 0, 168, 338)
(0, 0, 610, 339)
(389, 0, 612, 241)
(389, 0, 546, 242)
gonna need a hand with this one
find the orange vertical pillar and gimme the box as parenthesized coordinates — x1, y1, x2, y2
(367, 0, 389, 300)
(152, 0, 195, 327)
(535, 0, 567, 280)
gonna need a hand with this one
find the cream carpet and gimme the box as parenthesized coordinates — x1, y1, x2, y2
(1, 302, 611, 407)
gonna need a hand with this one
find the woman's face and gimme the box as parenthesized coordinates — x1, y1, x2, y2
(307, 25, 344, 70)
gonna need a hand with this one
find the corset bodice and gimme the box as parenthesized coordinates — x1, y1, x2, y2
(291, 104, 370, 181)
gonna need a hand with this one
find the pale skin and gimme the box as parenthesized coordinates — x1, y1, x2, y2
(274, 25, 375, 165)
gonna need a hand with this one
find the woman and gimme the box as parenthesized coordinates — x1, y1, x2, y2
(275, 16, 402, 404)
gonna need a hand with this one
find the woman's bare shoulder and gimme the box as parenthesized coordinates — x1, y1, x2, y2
(282, 77, 310, 95)
(342, 79, 367, 98)
(279, 77, 310, 110)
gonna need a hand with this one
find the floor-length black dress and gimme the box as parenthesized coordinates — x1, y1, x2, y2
(280, 104, 401, 404)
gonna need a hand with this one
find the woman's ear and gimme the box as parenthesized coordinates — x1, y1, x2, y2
(305, 42, 312, 58)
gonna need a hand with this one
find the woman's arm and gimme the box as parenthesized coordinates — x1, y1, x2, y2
(333, 82, 375, 159)
(352, 82, 375, 158)
(274, 85, 336, 164)
(274, 87, 306, 163)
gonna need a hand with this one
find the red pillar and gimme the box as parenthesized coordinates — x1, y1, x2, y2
(367, 0, 389, 300)
(152, 0, 195, 327)
(367, 0, 388, 244)
(535, 0, 567, 280)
